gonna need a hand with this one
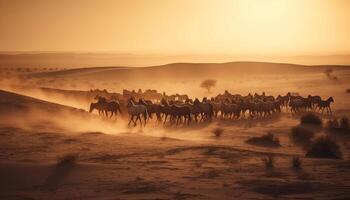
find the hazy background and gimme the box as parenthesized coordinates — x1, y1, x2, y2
(1, 0, 350, 67)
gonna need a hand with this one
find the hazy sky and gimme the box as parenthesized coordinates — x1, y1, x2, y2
(1, 0, 349, 55)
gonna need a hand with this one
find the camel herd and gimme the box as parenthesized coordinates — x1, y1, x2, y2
(89, 90, 334, 126)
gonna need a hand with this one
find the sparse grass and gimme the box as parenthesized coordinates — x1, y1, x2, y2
(326, 118, 339, 129)
(57, 153, 78, 165)
(300, 113, 322, 127)
(325, 117, 349, 135)
(292, 156, 302, 169)
(339, 117, 349, 129)
(290, 126, 315, 146)
(306, 136, 342, 159)
(246, 133, 280, 147)
(212, 127, 224, 138)
(262, 155, 274, 168)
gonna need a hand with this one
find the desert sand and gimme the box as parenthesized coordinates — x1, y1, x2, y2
(0, 62, 350, 200)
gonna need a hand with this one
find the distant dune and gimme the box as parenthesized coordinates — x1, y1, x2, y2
(29, 61, 350, 81)
(1, 52, 350, 68)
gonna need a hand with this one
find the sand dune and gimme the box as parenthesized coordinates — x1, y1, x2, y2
(0, 89, 85, 114)
(0, 89, 127, 134)
(30, 61, 350, 81)
(1, 52, 350, 68)
(0, 88, 349, 199)
(1, 61, 350, 199)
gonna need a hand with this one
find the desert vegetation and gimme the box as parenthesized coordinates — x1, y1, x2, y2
(200, 79, 216, 93)
(325, 117, 350, 135)
(291, 156, 302, 169)
(290, 126, 315, 147)
(300, 113, 322, 127)
(212, 127, 224, 138)
(262, 155, 275, 169)
(246, 133, 280, 147)
(0, 62, 349, 199)
(305, 136, 342, 159)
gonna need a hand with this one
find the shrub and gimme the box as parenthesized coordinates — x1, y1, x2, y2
(346, 89, 350, 93)
(262, 155, 274, 168)
(306, 137, 342, 159)
(290, 126, 315, 146)
(200, 79, 217, 93)
(57, 153, 78, 165)
(212, 128, 224, 138)
(325, 119, 339, 129)
(246, 133, 280, 147)
(300, 113, 322, 127)
(339, 117, 349, 129)
(292, 156, 302, 169)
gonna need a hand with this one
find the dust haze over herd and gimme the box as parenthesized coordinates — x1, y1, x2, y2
(1, 55, 350, 199)
(1, 0, 350, 199)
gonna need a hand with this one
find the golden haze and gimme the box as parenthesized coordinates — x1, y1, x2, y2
(0, 0, 349, 56)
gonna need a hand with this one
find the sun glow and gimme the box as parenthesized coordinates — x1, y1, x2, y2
(0, 0, 349, 55)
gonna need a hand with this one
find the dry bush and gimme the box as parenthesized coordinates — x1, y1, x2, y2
(339, 117, 349, 129)
(262, 155, 275, 168)
(246, 133, 280, 147)
(57, 153, 79, 165)
(212, 127, 224, 138)
(326, 117, 349, 135)
(305, 137, 342, 159)
(300, 113, 322, 127)
(290, 126, 315, 146)
(292, 156, 302, 169)
(326, 118, 339, 129)
(324, 68, 333, 78)
(200, 79, 216, 93)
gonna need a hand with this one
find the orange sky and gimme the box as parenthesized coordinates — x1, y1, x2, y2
(1, 0, 350, 56)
